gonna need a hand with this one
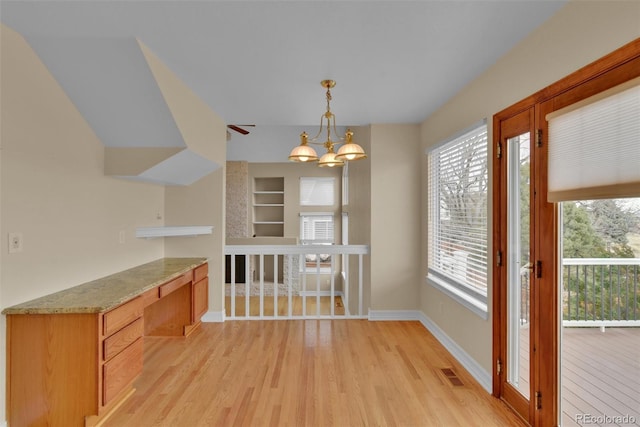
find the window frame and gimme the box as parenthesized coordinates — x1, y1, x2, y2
(426, 119, 489, 318)
(300, 212, 335, 273)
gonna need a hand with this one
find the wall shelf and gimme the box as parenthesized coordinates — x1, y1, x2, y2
(135, 226, 213, 239)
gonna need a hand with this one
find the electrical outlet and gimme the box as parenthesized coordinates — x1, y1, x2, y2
(8, 232, 23, 253)
(119, 230, 126, 244)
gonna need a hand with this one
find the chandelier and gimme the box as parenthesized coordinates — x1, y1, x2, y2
(288, 80, 367, 167)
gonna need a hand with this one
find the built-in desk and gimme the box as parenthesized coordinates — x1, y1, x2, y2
(2, 257, 209, 427)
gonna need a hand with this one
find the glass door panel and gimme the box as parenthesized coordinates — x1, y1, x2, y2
(559, 197, 640, 426)
(507, 132, 531, 400)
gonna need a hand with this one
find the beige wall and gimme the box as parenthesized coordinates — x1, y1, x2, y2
(420, 0, 640, 373)
(343, 126, 372, 314)
(0, 23, 228, 422)
(149, 43, 229, 314)
(0, 25, 166, 421)
(165, 168, 226, 313)
(370, 124, 421, 310)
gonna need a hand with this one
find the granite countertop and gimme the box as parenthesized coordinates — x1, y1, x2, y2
(2, 257, 208, 315)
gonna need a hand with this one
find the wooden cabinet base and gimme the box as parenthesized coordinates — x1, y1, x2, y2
(184, 320, 202, 337)
(85, 387, 136, 427)
(6, 261, 209, 427)
(7, 314, 98, 427)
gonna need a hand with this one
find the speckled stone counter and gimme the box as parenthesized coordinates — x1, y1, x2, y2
(2, 257, 207, 315)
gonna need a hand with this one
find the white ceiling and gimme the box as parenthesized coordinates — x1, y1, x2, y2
(1, 0, 567, 156)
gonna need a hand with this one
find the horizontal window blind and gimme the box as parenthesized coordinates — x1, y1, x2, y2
(428, 124, 488, 297)
(547, 79, 640, 202)
(300, 177, 335, 206)
(300, 214, 334, 244)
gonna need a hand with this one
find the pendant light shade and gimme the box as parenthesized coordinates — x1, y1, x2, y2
(288, 132, 319, 162)
(335, 129, 367, 161)
(317, 143, 344, 168)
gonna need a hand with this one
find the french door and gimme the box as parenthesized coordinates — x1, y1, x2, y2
(493, 106, 558, 426)
(493, 39, 639, 427)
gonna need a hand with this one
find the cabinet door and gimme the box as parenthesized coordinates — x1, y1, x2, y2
(103, 337, 143, 406)
(192, 277, 208, 322)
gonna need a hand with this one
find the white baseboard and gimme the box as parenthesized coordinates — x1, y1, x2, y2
(417, 312, 492, 393)
(201, 310, 225, 323)
(368, 309, 422, 321)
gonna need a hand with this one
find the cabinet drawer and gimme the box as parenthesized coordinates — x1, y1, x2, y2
(103, 337, 143, 406)
(103, 297, 143, 337)
(103, 317, 143, 361)
(159, 272, 192, 298)
(194, 262, 208, 283)
(140, 287, 160, 308)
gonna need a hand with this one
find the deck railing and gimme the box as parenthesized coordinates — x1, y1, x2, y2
(224, 244, 369, 320)
(563, 258, 640, 327)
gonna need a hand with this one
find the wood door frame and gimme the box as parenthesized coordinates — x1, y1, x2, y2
(493, 38, 640, 427)
(493, 107, 536, 423)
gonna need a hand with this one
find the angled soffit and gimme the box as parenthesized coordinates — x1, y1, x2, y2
(21, 34, 224, 185)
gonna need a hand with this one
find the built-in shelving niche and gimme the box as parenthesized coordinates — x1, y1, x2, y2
(253, 177, 284, 237)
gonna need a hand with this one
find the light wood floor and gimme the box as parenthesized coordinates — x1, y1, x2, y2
(104, 320, 526, 427)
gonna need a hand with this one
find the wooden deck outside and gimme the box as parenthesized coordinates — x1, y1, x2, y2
(519, 327, 640, 426)
(560, 327, 640, 427)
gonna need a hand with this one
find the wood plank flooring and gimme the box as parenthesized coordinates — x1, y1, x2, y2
(104, 320, 527, 427)
(560, 327, 640, 427)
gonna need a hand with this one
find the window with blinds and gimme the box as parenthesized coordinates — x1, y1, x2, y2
(427, 121, 488, 311)
(300, 177, 335, 206)
(300, 214, 334, 244)
(300, 213, 334, 271)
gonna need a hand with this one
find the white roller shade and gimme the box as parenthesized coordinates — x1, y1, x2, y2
(547, 79, 640, 202)
(300, 177, 335, 206)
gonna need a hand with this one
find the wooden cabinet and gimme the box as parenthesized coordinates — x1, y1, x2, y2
(192, 262, 209, 324)
(100, 298, 144, 407)
(103, 296, 143, 336)
(6, 314, 99, 427)
(103, 337, 144, 406)
(159, 271, 193, 298)
(5, 260, 209, 427)
(103, 317, 144, 361)
(193, 278, 209, 321)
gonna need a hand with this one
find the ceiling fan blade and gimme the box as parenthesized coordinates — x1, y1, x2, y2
(227, 124, 252, 135)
